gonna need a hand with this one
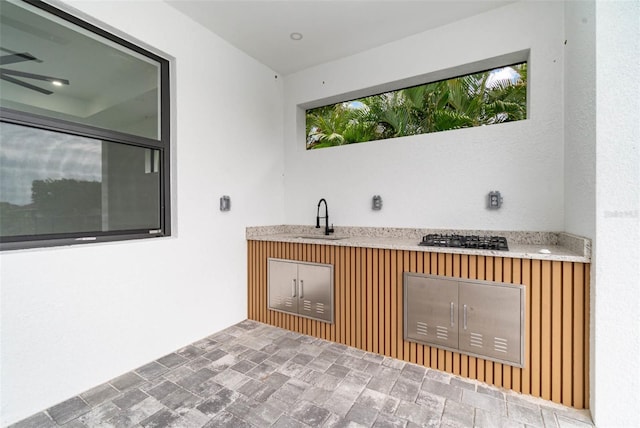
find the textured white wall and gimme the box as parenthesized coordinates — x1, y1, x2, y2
(282, 1, 565, 232)
(592, 1, 640, 425)
(564, 1, 595, 240)
(0, 1, 284, 425)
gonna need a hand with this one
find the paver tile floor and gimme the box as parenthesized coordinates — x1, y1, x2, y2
(10, 320, 594, 428)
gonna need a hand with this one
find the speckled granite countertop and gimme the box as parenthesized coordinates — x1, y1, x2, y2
(247, 225, 591, 263)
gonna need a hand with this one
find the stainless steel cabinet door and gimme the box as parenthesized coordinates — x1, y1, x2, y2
(404, 274, 459, 350)
(458, 281, 523, 366)
(268, 259, 299, 315)
(298, 263, 333, 323)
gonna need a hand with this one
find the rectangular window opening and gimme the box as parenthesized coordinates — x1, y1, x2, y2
(0, 0, 170, 250)
(306, 61, 527, 150)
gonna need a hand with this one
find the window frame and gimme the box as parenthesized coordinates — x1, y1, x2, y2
(303, 51, 529, 150)
(0, 0, 171, 251)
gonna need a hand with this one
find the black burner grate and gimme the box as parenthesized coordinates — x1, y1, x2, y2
(419, 234, 509, 251)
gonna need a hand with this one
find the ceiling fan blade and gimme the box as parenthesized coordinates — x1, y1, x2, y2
(0, 73, 53, 95)
(0, 52, 38, 66)
(0, 68, 69, 85)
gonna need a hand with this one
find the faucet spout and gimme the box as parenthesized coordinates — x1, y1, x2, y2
(316, 198, 334, 235)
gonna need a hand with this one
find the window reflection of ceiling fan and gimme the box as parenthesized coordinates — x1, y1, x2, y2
(0, 47, 69, 95)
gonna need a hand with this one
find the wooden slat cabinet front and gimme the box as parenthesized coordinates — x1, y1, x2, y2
(247, 240, 590, 409)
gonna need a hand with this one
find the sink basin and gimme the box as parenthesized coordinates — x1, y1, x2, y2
(295, 235, 349, 241)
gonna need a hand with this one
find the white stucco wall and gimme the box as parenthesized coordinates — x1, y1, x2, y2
(592, 1, 640, 426)
(564, 1, 596, 240)
(0, 1, 284, 425)
(282, 1, 565, 232)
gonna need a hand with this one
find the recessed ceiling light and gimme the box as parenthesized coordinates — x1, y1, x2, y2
(290, 32, 303, 41)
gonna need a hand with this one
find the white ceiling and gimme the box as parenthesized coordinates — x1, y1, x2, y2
(165, 0, 515, 76)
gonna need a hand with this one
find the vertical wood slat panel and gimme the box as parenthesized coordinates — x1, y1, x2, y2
(372, 248, 378, 354)
(246, 241, 590, 409)
(551, 262, 563, 403)
(402, 252, 410, 361)
(349, 247, 356, 349)
(333, 246, 340, 342)
(384, 250, 392, 357)
(531, 259, 541, 397)
(584, 267, 590, 408)
(561, 261, 573, 406)
(247, 241, 254, 319)
(257, 241, 263, 323)
(343, 247, 349, 345)
(341, 247, 348, 345)
(379, 250, 386, 359)
(355, 247, 362, 350)
(261, 241, 267, 323)
(390, 250, 398, 359)
(541, 261, 552, 400)
(574, 264, 585, 408)
(334, 247, 340, 343)
(364, 248, 371, 353)
(398, 251, 405, 361)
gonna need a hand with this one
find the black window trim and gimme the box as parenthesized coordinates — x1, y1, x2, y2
(0, 0, 171, 251)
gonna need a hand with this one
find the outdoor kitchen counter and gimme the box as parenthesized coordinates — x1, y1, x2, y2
(246, 225, 591, 263)
(247, 225, 592, 409)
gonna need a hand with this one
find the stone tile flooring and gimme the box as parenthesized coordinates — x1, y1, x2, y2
(10, 320, 595, 428)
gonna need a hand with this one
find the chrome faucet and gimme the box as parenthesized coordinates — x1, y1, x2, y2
(316, 198, 334, 235)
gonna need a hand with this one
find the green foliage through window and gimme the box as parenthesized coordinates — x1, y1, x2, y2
(306, 63, 527, 149)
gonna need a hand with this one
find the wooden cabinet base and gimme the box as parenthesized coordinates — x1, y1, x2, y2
(247, 240, 590, 409)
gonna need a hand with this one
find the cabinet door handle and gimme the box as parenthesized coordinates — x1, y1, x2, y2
(299, 280, 304, 299)
(463, 304, 468, 330)
(450, 302, 455, 326)
(292, 279, 296, 297)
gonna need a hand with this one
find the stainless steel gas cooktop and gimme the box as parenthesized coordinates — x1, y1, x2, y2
(419, 234, 509, 251)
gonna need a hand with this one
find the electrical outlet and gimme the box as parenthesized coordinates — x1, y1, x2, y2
(372, 195, 383, 210)
(220, 195, 231, 211)
(488, 191, 502, 209)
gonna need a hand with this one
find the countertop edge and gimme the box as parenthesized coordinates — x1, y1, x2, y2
(246, 226, 591, 263)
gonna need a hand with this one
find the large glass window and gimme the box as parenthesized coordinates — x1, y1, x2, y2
(0, 0, 170, 250)
(306, 62, 527, 149)
(0, 122, 161, 237)
(0, 0, 162, 140)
